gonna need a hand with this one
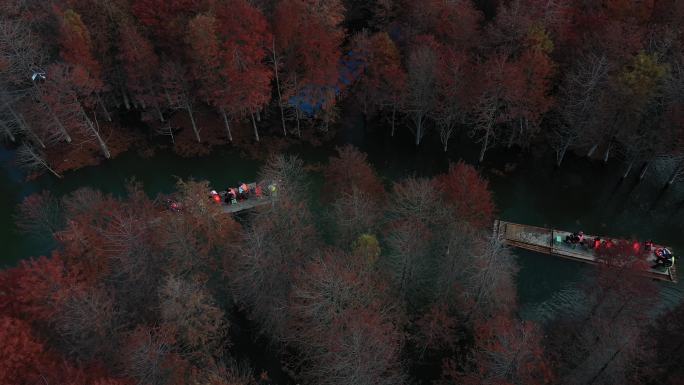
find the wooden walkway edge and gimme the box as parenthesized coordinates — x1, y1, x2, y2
(221, 197, 271, 213)
(493, 220, 678, 283)
(219, 182, 274, 214)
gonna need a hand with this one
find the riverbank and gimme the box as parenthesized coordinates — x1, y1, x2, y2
(2, 117, 683, 313)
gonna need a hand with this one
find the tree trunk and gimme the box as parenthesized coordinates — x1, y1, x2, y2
(639, 162, 649, 180)
(220, 107, 232, 142)
(295, 109, 301, 137)
(622, 160, 634, 179)
(441, 124, 453, 153)
(164, 89, 173, 106)
(121, 88, 131, 110)
(272, 41, 287, 136)
(390, 104, 396, 137)
(36, 154, 62, 179)
(7, 105, 45, 148)
(97, 94, 112, 122)
(256, 110, 261, 122)
(92, 109, 100, 132)
(169, 125, 175, 144)
(0, 120, 15, 142)
(557, 139, 570, 167)
(31, 85, 72, 143)
(155, 104, 165, 122)
(603, 142, 612, 163)
(507, 123, 516, 148)
(479, 126, 491, 163)
(251, 112, 260, 142)
(414, 116, 423, 146)
(464, 241, 497, 322)
(587, 143, 598, 157)
(80, 105, 111, 159)
(667, 161, 683, 186)
(185, 104, 201, 143)
(140, 98, 146, 109)
(44, 161, 62, 179)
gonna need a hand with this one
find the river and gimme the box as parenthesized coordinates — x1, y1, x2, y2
(1, 117, 683, 319)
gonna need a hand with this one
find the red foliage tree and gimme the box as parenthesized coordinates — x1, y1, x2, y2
(40, 62, 112, 158)
(288, 251, 393, 346)
(316, 306, 405, 385)
(160, 60, 202, 143)
(273, 0, 344, 132)
(445, 314, 553, 385)
(352, 32, 407, 122)
(166, 179, 243, 275)
(215, 0, 273, 141)
(1, 255, 79, 322)
(131, 0, 204, 46)
(505, 48, 555, 147)
(231, 155, 319, 338)
(413, 302, 458, 357)
(0, 316, 53, 385)
(433, 48, 472, 152)
(274, 0, 343, 87)
(186, 13, 231, 141)
(323, 145, 385, 201)
(410, 0, 482, 49)
(118, 23, 163, 114)
(469, 51, 532, 161)
(120, 325, 188, 385)
(15, 190, 63, 239)
(404, 36, 440, 146)
(0, 315, 125, 385)
(434, 161, 495, 229)
(289, 252, 404, 384)
(323, 145, 386, 245)
(57, 8, 102, 82)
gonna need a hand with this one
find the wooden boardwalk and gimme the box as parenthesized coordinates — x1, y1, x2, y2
(493, 220, 678, 283)
(221, 197, 271, 213)
(219, 183, 273, 214)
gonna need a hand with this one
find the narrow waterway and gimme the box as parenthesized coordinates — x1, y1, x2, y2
(1, 118, 683, 317)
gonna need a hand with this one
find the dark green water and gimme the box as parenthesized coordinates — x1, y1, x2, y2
(1, 121, 683, 317)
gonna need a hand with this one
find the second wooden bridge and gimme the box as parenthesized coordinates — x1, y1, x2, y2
(493, 220, 677, 283)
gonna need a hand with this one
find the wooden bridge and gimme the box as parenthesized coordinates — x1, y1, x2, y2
(221, 196, 271, 213)
(493, 220, 678, 283)
(220, 182, 272, 214)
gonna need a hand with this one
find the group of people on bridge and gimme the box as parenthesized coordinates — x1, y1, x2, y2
(162, 182, 277, 213)
(209, 182, 261, 205)
(208, 182, 277, 206)
(564, 231, 676, 269)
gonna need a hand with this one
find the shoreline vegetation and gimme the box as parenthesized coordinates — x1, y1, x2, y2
(3, 149, 682, 385)
(2, 1, 683, 385)
(1, 1, 682, 187)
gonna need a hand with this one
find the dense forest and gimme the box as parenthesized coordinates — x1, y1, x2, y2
(0, 0, 683, 181)
(1, 1, 684, 384)
(1, 149, 683, 385)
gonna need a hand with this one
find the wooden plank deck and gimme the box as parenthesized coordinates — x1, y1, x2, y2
(219, 183, 273, 214)
(493, 220, 678, 283)
(221, 197, 271, 213)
